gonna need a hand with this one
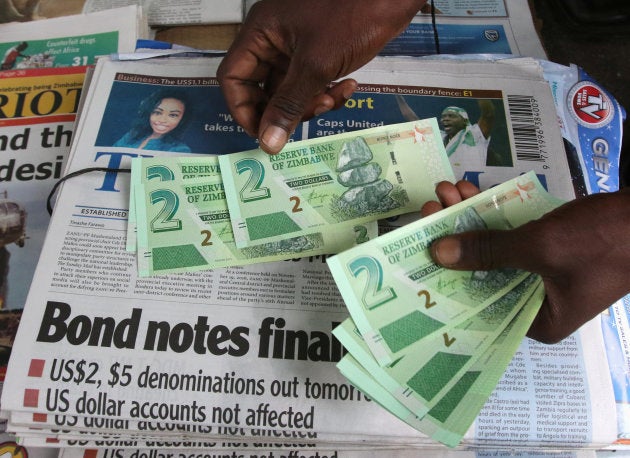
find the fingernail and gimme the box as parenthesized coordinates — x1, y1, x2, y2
(433, 237, 461, 267)
(261, 126, 288, 154)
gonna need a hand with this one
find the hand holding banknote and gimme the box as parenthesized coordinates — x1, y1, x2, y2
(422, 181, 630, 344)
(327, 172, 555, 446)
(217, 0, 425, 154)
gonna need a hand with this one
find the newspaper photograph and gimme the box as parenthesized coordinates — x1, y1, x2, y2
(321, 58, 575, 201)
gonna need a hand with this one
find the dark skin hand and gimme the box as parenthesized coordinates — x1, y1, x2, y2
(218, 0, 630, 345)
(217, 0, 426, 154)
(421, 181, 630, 344)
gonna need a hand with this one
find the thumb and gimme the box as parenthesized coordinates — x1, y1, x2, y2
(258, 59, 333, 154)
(430, 229, 532, 272)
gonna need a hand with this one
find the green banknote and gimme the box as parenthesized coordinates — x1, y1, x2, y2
(126, 155, 222, 252)
(218, 119, 454, 248)
(333, 274, 541, 418)
(134, 175, 377, 276)
(336, 281, 545, 447)
(327, 171, 564, 366)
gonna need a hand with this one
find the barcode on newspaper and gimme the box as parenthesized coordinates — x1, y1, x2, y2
(507, 95, 544, 162)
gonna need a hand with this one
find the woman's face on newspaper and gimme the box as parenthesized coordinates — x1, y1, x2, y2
(150, 97, 185, 136)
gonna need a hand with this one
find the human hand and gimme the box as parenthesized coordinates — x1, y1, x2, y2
(217, 0, 425, 154)
(421, 181, 630, 344)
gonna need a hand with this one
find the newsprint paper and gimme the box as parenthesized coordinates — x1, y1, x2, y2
(82, 0, 243, 26)
(383, 0, 546, 59)
(244, 0, 547, 59)
(0, 5, 148, 311)
(0, 56, 616, 454)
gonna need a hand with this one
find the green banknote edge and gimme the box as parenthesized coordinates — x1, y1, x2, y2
(327, 171, 565, 367)
(125, 157, 141, 252)
(218, 119, 454, 249)
(127, 155, 222, 253)
(417, 281, 545, 446)
(134, 176, 378, 276)
(332, 275, 541, 418)
(336, 281, 545, 448)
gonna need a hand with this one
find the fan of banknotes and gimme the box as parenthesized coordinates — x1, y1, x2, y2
(326, 169, 564, 446)
(126, 119, 455, 275)
(127, 119, 564, 446)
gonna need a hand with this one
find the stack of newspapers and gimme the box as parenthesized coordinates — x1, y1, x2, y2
(129, 138, 564, 447)
(0, 5, 148, 314)
(0, 50, 625, 457)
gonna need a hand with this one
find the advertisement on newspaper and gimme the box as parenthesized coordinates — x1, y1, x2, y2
(537, 60, 627, 443)
(0, 33, 118, 70)
(0, 6, 144, 71)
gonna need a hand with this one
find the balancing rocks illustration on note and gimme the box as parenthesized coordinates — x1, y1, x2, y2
(219, 119, 455, 249)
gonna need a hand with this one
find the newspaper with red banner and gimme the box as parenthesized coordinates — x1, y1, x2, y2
(0, 5, 148, 312)
(0, 8, 147, 458)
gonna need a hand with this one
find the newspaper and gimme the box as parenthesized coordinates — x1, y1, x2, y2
(0, 55, 617, 453)
(0, 6, 148, 312)
(46, 445, 615, 458)
(82, 0, 243, 26)
(0, 9, 147, 458)
(0, 6, 148, 66)
(382, 0, 546, 59)
(242, 0, 545, 59)
(318, 57, 575, 199)
(535, 61, 627, 448)
(1, 371, 57, 458)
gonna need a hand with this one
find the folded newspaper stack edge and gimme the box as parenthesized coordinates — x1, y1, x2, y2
(0, 52, 622, 456)
(81, 0, 243, 27)
(127, 121, 567, 448)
